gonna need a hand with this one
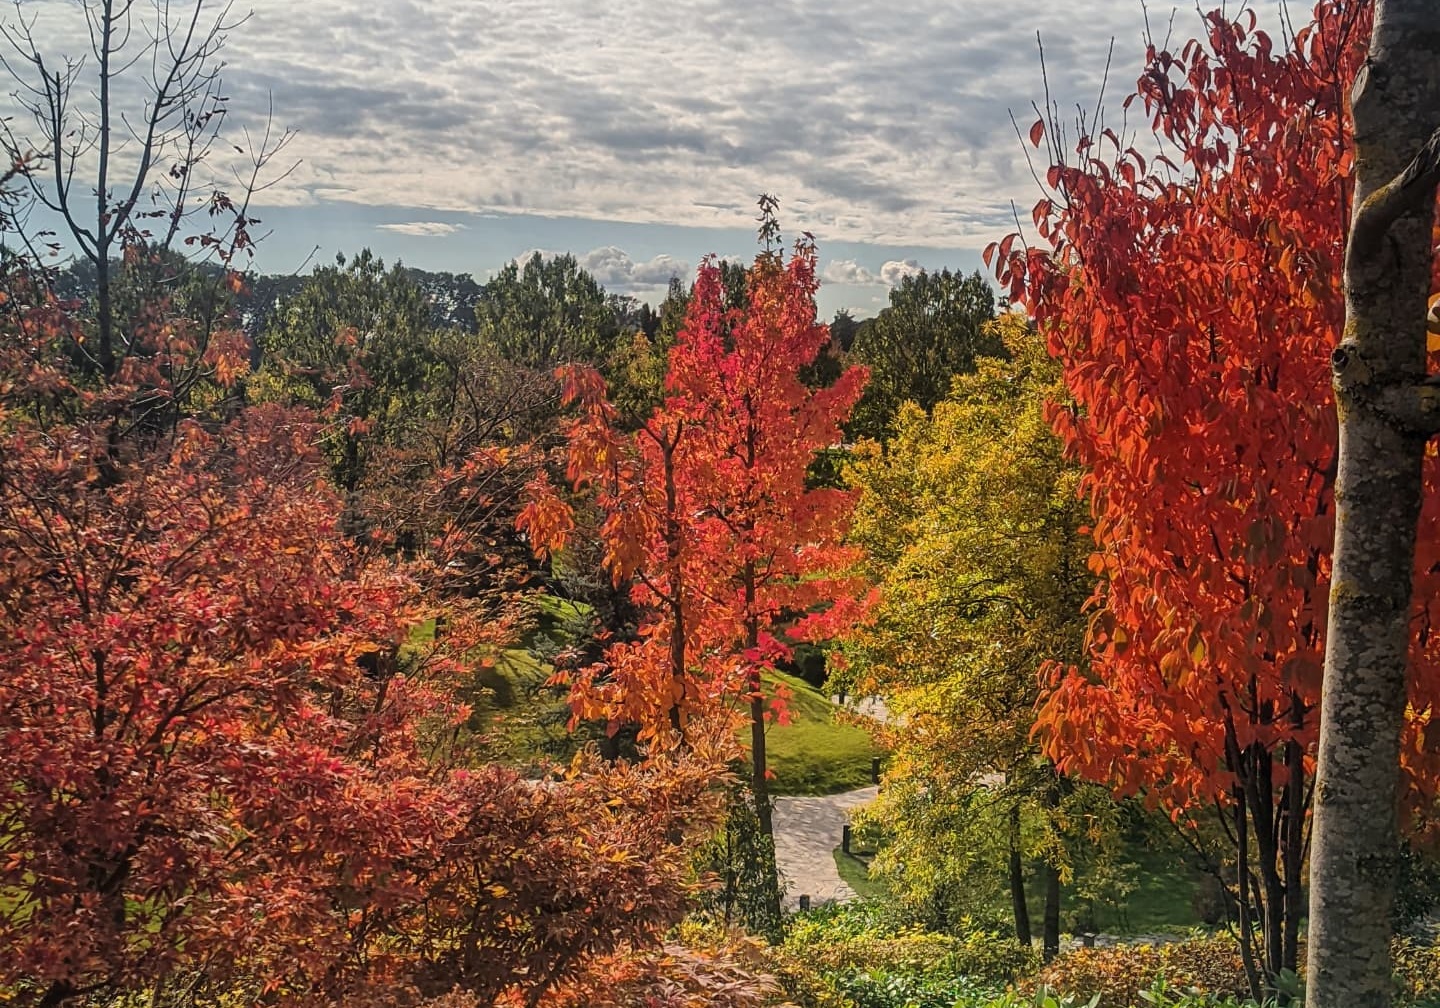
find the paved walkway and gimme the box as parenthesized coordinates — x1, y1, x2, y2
(774, 785, 878, 910)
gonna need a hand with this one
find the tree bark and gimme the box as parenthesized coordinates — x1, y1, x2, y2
(1041, 858, 1061, 962)
(745, 560, 783, 932)
(1008, 801, 1033, 948)
(1042, 775, 1062, 962)
(1309, 6, 1440, 1007)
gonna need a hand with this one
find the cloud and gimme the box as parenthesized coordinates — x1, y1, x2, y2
(824, 258, 928, 286)
(376, 221, 466, 237)
(7, 0, 1279, 246)
(822, 259, 878, 285)
(879, 259, 924, 285)
(576, 246, 690, 290)
(488, 246, 687, 291)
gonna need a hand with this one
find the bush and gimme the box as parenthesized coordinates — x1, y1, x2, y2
(836, 969, 1001, 1008)
(767, 904, 1038, 1008)
(1393, 937, 1440, 1006)
(1032, 938, 1247, 1008)
(787, 925, 1039, 986)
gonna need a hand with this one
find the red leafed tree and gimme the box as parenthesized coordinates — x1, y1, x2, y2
(991, 0, 1440, 994)
(520, 210, 869, 927)
(0, 267, 730, 1008)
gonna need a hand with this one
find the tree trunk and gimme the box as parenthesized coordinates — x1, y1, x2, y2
(1042, 858, 1061, 962)
(1042, 774, 1062, 962)
(1310, 6, 1440, 1007)
(745, 560, 783, 932)
(1008, 802, 1032, 948)
(662, 433, 685, 740)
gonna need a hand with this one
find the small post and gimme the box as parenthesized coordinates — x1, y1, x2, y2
(799, 894, 811, 911)
(842, 823, 853, 855)
(871, 756, 881, 784)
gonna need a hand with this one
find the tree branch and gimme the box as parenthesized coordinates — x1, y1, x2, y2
(1346, 124, 1440, 270)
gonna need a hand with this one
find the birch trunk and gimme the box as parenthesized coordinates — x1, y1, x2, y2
(1309, 5, 1440, 1006)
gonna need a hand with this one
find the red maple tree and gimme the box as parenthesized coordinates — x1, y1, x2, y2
(520, 223, 869, 924)
(990, 0, 1440, 991)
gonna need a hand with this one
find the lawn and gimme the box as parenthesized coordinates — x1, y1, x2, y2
(833, 846, 889, 900)
(412, 601, 885, 790)
(751, 669, 886, 796)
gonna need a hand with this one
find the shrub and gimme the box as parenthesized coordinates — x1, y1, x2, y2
(760, 944, 857, 1008)
(1032, 938, 1247, 1008)
(794, 929, 1038, 986)
(836, 969, 1001, 1008)
(1392, 937, 1440, 1006)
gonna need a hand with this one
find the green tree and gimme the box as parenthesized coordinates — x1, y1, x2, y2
(843, 313, 1094, 956)
(251, 249, 435, 493)
(478, 252, 619, 369)
(848, 268, 1002, 439)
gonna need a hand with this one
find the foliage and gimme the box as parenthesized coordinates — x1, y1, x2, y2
(255, 249, 558, 620)
(843, 313, 1095, 944)
(1031, 939, 1249, 1008)
(766, 907, 1039, 1008)
(252, 249, 443, 492)
(846, 268, 1001, 440)
(695, 789, 787, 941)
(0, 244, 727, 1007)
(835, 968, 1003, 1008)
(528, 937, 780, 1008)
(519, 230, 870, 750)
(985, 1, 1440, 990)
(1390, 937, 1440, 1005)
(476, 252, 620, 371)
(521, 220, 870, 930)
(784, 909, 1040, 985)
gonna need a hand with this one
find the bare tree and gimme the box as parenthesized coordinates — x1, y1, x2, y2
(0, 0, 295, 379)
(1309, 3, 1440, 1006)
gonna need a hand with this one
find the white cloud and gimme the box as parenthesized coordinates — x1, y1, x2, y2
(376, 221, 466, 237)
(577, 246, 689, 290)
(9, 0, 1275, 246)
(879, 259, 924, 285)
(823, 259, 878, 285)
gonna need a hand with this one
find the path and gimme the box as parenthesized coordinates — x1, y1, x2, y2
(773, 785, 877, 909)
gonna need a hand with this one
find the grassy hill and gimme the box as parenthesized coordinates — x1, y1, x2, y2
(410, 597, 884, 794)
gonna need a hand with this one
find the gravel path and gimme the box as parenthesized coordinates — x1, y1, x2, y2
(774, 785, 878, 909)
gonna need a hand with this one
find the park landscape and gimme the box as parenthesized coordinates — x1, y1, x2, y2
(3, 0, 1440, 1007)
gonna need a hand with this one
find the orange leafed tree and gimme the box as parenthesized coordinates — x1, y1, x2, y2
(0, 267, 729, 1008)
(520, 213, 869, 927)
(992, 0, 1440, 994)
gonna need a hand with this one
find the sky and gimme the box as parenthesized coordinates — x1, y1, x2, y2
(5, 0, 1278, 317)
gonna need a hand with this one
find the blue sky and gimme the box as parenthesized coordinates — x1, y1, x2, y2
(5, 0, 1283, 317)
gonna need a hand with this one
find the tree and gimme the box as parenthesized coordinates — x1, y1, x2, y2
(847, 268, 1002, 439)
(1309, 4, 1440, 1007)
(0, 0, 292, 381)
(521, 220, 869, 934)
(478, 253, 619, 370)
(252, 249, 436, 494)
(843, 313, 1093, 957)
(0, 250, 731, 1008)
(990, 2, 1440, 995)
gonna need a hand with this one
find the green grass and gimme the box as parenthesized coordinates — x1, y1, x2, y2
(1009, 835, 1205, 937)
(410, 597, 884, 788)
(1079, 842, 1206, 935)
(833, 846, 889, 900)
(751, 669, 886, 796)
